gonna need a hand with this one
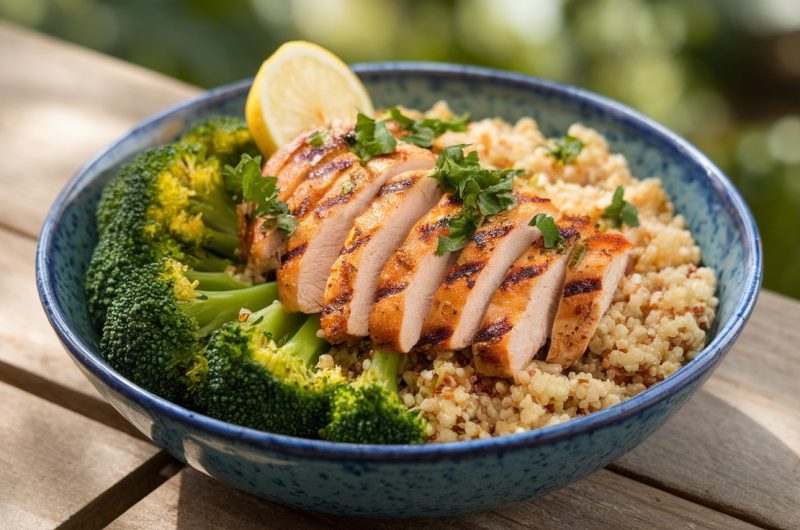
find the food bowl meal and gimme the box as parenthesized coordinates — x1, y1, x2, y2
(36, 61, 761, 517)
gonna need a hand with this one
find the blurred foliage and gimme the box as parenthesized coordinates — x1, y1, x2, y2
(2, 0, 798, 297)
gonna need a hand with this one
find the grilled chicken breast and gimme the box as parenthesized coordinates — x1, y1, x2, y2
(277, 143, 435, 313)
(369, 193, 463, 353)
(473, 215, 593, 377)
(546, 232, 633, 367)
(419, 195, 553, 351)
(320, 170, 443, 343)
(244, 127, 351, 270)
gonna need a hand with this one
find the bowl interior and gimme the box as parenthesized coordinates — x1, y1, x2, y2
(42, 64, 758, 397)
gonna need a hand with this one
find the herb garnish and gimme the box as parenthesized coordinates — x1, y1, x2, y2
(430, 145, 522, 255)
(546, 135, 584, 164)
(349, 113, 397, 164)
(569, 241, 587, 269)
(602, 185, 639, 228)
(307, 130, 327, 147)
(388, 107, 470, 148)
(529, 213, 564, 250)
(224, 154, 297, 235)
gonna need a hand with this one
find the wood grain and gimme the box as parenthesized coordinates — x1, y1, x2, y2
(0, 381, 161, 528)
(0, 21, 197, 238)
(110, 467, 757, 529)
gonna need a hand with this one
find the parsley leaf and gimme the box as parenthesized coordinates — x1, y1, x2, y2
(529, 213, 563, 249)
(350, 112, 397, 164)
(388, 107, 470, 148)
(569, 241, 587, 269)
(431, 145, 522, 255)
(307, 130, 326, 147)
(436, 209, 481, 256)
(546, 134, 584, 164)
(224, 153, 297, 236)
(602, 185, 640, 228)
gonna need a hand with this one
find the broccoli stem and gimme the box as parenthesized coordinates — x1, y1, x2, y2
(181, 281, 278, 336)
(248, 301, 305, 345)
(185, 252, 232, 273)
(192, 186, 239, 235)
(186, 270, 251, 290)
(366, 348, 401, 393)
(203, 227, 240, 258)
(280, 314, 328, 366)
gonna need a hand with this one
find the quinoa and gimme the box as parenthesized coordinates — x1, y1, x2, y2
(389, 103, 719, 443)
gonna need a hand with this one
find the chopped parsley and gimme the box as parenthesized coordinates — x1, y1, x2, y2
(546, 134, 584, 164)
(430, 145, 522, 255)
(349, 112, 397, 164)
(568, 241, 587, 269)
(529, 213, 563, 250)
(602, 185, 640, 228)
(307, 130, 327, 147)
(388, 107, 470, 148)
(224, 153, 297, 235)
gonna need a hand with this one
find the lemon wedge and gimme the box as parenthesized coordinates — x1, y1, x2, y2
(245, 41, 373, 155)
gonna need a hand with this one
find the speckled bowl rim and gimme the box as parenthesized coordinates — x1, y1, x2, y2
(36, 62, 762, 462)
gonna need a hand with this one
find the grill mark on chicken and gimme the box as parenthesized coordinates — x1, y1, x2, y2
(518, 195, 551, 204)
(321, 291, 353, 314)
(500, 263, 548, 289)
(474, 317, 513, 343)
(378, 176, 416, 196)
(445, 194, 464, 206)
(563, 278, 602, 298)
(417, 326, 453, 347)
(292, 196, 313, 218)
(418, 216, 452, 241)
(472, 224, 513, 249)
(444, 262, 485, 285)
(280, 242, 307, 264)
(375, 282, 409, 301)
(340, 234, 372, 255)
(314, 192, 353, 215)
(306, 156, 354, 180)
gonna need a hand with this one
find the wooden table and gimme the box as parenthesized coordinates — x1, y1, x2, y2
(0, 22, 797, 529)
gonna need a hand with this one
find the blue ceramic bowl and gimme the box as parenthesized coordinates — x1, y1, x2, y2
(36, 63, 761, 517)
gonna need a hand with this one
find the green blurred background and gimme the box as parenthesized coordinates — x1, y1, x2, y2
(2, 0, 798, 298)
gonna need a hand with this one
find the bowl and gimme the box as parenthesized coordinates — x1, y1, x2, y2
(36, 63, 762, 517)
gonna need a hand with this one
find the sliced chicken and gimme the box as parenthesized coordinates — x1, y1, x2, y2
(320, 170, 443, 343)
(546, 232, 633, 367)
(277, 143, 436, 313)
(419, 194, 553, 351)
(369, 193, 463, 353)
(473, 215, 593, 377)
(244, 127, 351, 269)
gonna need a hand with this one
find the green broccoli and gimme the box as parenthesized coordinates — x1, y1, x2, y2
(179, 116, 259, 167)
(321, 348, 427, 444)
(196, 304, 345, 438)
(101, 258, 277, 404)
(86, 142, 241, 327)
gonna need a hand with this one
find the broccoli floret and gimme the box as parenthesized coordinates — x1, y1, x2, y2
(196, 305, 345, 438)
(321, 348, 427, 444)
(180, 117, 259, 167)
(86, 142, 242, 327)
(101, 258, 277, 404)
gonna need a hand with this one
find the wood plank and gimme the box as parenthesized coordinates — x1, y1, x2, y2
(613, 291, 800, 529)
(110, 467, 756, 529)
(0, 381, 164, 528)
(0, 21, 197, 238)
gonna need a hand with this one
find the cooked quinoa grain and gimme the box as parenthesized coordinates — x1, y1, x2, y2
(388, 103, 718, 443)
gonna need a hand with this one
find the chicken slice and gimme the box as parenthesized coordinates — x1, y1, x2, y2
(369, 193, 464, 353)
(473, 215, 593, 377)
(320, 170, 443, 343)
(546, 232, 633, 367)
(419, 195, 553, 351)
(244, 128, 351, 270)
(277, 143, 436, 313)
